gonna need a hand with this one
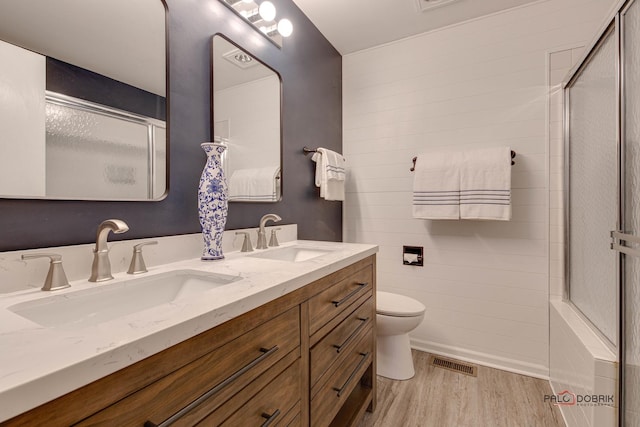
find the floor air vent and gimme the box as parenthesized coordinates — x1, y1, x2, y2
(429, 355, 478, 377)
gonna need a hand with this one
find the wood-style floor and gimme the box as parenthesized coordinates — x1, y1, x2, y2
(358, 350, 565, 427)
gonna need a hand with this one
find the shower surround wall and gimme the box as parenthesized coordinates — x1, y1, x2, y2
(343, 0, 615, 377)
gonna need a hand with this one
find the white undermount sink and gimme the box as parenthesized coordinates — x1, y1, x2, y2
(248, 245, 333, 262)
(8, 270, 241, 329)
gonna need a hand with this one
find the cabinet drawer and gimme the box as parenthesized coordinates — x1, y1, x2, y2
(308, 265, 372, 335)
(311, 326, 373, 427)
(79, 307, 300, 426)
(310, 297, 373, 387)
(214, 358, 301, 426)
(285, 411, 301, 427)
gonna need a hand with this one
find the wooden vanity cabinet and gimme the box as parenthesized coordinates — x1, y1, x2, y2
(307, 261, 376, 427)
(4, 255, 376, 427)
(78, 308, 301, 426)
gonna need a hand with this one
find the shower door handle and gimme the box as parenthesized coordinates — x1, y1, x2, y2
(610, 230, 640, 257)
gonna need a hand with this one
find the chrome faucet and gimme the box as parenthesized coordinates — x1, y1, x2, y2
(89, 219, 129, 282)
(256, 214, 281, 249)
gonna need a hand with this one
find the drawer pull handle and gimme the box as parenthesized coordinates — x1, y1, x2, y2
(332, 282, 368, 307)
(143, 345, 279, 427)
(332, 352, 370, 397)
(260, 409, 281, 427)
(333, 317, 369, 353)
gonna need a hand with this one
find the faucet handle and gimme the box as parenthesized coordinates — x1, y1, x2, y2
(133, 241, 158, 251)
(21, 253, 71, 291)
(127, 241, 158, 275)
(269, 228, 281, 247)
(235, 232, 254, 252)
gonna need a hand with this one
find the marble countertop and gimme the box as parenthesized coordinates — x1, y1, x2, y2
(0, 240, 377, 422)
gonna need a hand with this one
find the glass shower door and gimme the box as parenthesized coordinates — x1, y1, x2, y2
(567, 26, 618, 346)
(620, 1, 640, 424)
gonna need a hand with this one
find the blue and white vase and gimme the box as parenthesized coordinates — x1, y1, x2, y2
(198, 142, 228, 260)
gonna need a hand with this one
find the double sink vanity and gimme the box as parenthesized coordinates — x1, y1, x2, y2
(0, 229, 377, 427)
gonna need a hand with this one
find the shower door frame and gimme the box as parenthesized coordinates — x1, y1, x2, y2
(562, 20, 620, 350)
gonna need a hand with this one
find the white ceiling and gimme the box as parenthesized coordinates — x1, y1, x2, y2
(291, 0, 542, 54)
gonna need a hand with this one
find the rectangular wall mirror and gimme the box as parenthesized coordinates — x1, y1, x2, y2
(212, 34, 282, 203)
(0, 0, 168, 201)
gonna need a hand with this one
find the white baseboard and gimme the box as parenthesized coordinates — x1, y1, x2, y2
(410, 337, 550, 380)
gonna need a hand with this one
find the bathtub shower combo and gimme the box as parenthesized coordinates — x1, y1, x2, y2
(563, 0, 640, 424)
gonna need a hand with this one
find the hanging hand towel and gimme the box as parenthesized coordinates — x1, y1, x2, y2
(459, 147, 511, 221)
(412, 151, 461, 219)
(312, 148, 345, 201)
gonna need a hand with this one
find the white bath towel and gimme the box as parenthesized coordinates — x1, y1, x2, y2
(412, 151, 461, 220)
(228, 166, 280, 202)
(459, 147, 512, 220)
(312, 148, 345, 201)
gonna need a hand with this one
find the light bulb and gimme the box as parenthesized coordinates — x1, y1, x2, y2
(277, 18, 293, 37)
(259, 1, 276, 21)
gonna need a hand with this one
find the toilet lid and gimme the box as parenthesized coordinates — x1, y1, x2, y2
(377, 291, 426, 317)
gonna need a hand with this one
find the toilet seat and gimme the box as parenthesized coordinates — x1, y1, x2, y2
(377, 291, 425, 317)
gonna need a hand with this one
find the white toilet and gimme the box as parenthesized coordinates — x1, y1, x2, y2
(376, 291, 426, 380)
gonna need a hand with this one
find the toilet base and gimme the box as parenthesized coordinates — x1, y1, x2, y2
(376, 332, 415, 380)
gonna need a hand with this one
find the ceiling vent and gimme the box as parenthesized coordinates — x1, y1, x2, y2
(415, 0, 461, 12)
(222, 48, 259, 69)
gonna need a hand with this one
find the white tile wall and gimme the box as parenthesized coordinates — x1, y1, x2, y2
(343, 0, 616, 377)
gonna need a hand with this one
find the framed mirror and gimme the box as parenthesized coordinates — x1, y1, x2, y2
(0, 0, 168, 201)
(212, 34, 282, 203)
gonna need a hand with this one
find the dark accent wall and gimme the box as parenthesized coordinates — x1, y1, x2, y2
(46, 57, 167, 121)
(0, 0, 342, 251)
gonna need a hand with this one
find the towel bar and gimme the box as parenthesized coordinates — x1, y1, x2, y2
(410, 150, 516, 171)
(303, 146, 318, 154)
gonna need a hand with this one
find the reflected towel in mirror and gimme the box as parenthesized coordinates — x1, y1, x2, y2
(228, 166, 280, 202)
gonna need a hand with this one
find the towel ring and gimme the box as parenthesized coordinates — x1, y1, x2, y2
(410, 151, 516, 171)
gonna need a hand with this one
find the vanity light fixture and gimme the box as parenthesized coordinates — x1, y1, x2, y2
(258, 1, 276, 21)
(262, 22, 291, 38)
(277, 18, 293, 37)
(220, 0, 293, 45)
